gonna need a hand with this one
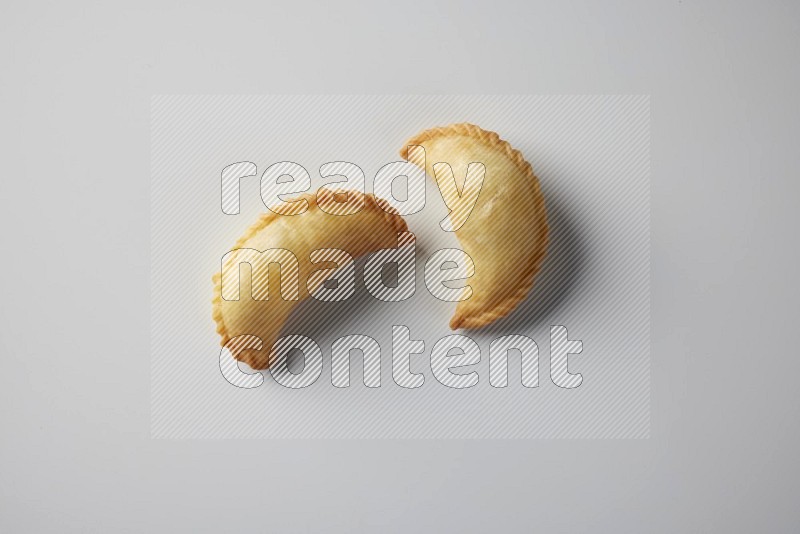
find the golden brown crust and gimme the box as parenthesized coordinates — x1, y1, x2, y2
(400, 123, 549, 329)
(211, 189, 409, 349)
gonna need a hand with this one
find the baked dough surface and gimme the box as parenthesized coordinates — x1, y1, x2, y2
(401, 123, 548, 329)
(212, 190, 408, 369)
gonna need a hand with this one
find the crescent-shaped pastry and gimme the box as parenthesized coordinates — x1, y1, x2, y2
(212, 190, 408, 370)
(400, 123, 548, 330)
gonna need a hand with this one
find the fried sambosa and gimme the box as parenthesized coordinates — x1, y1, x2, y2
(401, 123, 548, 329)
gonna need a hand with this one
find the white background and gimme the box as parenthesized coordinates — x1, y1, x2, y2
(1, 1, 799, 531)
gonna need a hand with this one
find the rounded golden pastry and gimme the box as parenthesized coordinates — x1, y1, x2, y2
(212, 190, 408, 370)
(400, 123, 548, 329)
